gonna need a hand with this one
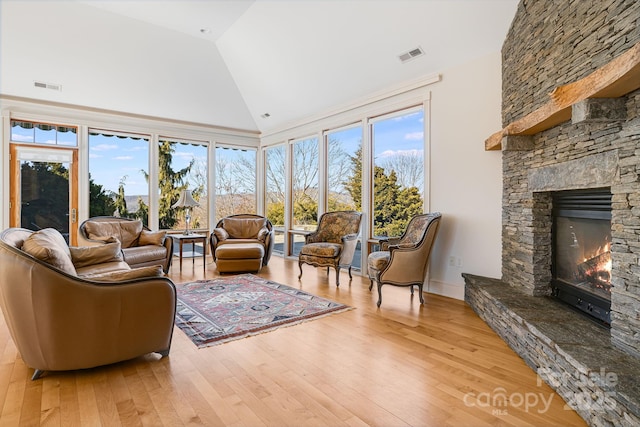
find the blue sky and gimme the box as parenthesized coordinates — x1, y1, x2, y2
(88, 134, 206, 196)
(373, 110, 424, 161)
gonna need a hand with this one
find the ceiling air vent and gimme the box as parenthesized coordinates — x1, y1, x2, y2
(34, 81, 62, 91)
(398, 47, 425, 63)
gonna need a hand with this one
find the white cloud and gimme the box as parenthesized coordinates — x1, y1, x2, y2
(378, 149, 423, 158)
(174, 151, 195, 159)
(91, 144, 118, 152)
(10, 134, 32, 142)
(392, 111, 421, 122)
(113, 156, 133, 160)
(89, 153, 101, 159)
(405, 132, 423, 141)
(125, 146, 147, 152)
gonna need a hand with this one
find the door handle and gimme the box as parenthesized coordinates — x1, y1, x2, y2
(71, 208, 77, 223)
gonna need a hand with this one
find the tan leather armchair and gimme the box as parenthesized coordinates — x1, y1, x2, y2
(0, 228, 176, 380)
(80, 216, 173, 273)
(367, 212, 442, 307)
(209, 214, 274, 273)
(298, 211, 363, 286)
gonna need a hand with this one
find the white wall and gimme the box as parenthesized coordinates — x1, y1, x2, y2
(427, 52, 503, 299)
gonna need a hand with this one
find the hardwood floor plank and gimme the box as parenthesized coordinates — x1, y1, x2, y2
(0, 361, 28, 426)
(38, 377, 60, 426)
(58, 375, 81, 426)
(19, 372, 42, 425)
(147, 361, 204, 426)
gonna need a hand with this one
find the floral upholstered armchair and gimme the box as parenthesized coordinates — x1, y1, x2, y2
(298, 211, 363, 286)
(367, 212, 442, 307)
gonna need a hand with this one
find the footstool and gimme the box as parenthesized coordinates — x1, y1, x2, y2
(215, 243, 265, 273)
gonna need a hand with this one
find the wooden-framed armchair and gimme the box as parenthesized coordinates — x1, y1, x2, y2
(297, 210, 363, 286)
(367, 212, 442, 307)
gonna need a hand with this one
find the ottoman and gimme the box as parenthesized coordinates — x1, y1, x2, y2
(215, 243, 265, 273)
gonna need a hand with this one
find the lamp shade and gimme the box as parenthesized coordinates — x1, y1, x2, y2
(171, 189, 200, 208)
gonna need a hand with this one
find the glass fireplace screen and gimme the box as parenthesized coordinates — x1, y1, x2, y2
(554, 216, 612, 299)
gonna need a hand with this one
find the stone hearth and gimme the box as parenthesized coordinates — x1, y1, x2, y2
(464, 274, 640, 426)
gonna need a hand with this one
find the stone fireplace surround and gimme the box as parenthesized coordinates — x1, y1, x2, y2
(464, 106, 640, 423)
(465, 94, 640, 427)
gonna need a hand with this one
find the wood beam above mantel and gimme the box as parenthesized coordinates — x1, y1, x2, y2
(485, 41, 640, 151)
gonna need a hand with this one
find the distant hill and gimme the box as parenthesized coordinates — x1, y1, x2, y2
(124, 195, 148, 212)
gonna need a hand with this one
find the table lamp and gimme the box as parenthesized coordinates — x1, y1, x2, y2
(171, 189, 200, 235)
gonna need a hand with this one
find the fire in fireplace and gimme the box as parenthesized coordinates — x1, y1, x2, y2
(551, 188, 612, 325)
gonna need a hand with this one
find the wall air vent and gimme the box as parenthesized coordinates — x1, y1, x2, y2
(398, 47, 425, 63)
(34, 81, 62, 91)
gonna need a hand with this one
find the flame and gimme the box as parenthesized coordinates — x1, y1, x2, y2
(581, 242, 612, 292)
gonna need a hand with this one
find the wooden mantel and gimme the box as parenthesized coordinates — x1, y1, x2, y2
(485, 41, 640, 151)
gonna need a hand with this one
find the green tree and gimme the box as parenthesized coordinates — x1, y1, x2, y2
(266, 201, 285, 226)
(135, 195, 149, 225)
(89, 175, 116, 216)
(293, 193, 317, 225)
(345, 146, 363, 211)
(114, 176, 132, 218)
(20, 162, 69, 232)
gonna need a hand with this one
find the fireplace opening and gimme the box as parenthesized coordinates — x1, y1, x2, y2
(551, 188, 612, 325)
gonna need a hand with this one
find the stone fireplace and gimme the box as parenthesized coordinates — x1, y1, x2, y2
(464, 1, 640, 426)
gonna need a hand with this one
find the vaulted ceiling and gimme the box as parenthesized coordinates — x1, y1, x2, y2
(0, 0, 519, 134)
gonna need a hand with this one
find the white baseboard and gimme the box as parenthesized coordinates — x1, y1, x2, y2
(426, 279, 465, 301)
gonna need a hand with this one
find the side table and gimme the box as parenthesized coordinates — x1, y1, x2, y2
(171, 234, 207, 273)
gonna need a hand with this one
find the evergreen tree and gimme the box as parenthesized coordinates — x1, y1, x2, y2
(114, 177, 131, 218)
(153, 140, 199, 230)
(345, 146, 363, 211)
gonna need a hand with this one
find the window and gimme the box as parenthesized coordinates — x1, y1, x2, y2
(11, 120, 77, 146)
(326, 125, 363, 269)
(265, 145, 286, 254)
(88, 130, 149, 224)
(326, 125, 361, 211)
(291, 137, 319, 230)
(370, 107, 424, 237)
(290, 137, 319, 256)
(159, 139, 208, 232)
(215, 146, 256, 222)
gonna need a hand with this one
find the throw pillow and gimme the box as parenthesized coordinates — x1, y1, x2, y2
(22, 228, 77, 275)
(69, 241, 123, 268)
(138, 229, 166, 246)
(257, 227, 270, 241)
(213, 227, 229, 241)
(84, 220, 143, 248)
(88, 265, 165, 282)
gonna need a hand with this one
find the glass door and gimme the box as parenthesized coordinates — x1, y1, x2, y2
(10, 146, 78, 245)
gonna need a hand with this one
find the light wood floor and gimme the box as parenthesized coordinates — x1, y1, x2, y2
(0, 255, 587, 427)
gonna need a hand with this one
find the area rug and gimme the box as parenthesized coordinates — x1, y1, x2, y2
(175, 274, 353, 348)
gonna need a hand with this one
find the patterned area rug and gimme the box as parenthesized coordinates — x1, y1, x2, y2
(175, 274, 353, 348)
